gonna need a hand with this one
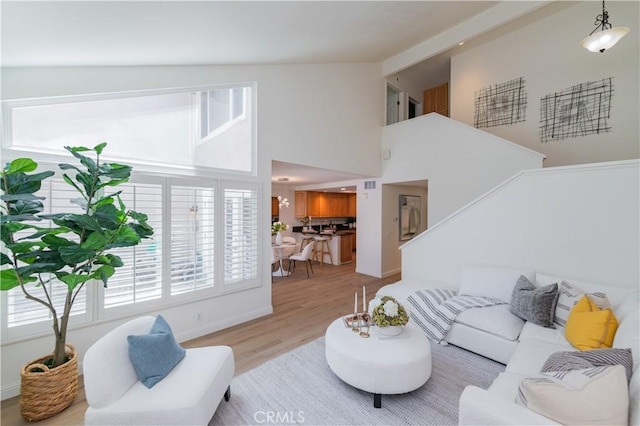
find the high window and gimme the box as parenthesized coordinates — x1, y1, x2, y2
(1, 85, 261, 341)
(3, 84, 254, 173)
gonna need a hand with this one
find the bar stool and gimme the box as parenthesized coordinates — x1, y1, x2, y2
(300, 235, 315, 252)
(313, 235, 333, 266)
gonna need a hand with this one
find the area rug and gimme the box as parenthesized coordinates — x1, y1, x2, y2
(210, 337, 504, 425)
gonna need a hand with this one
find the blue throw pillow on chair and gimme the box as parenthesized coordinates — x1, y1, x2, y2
(127, 315, 186, 388)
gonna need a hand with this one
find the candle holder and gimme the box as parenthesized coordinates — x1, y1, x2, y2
(349, 314, 360, 332)
(359, 313, 371, 338)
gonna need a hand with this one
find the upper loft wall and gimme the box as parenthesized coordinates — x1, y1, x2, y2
(401, 160, 640, 290)
(1, 63, 384, 179)
(381, 113, 544, 227)
(450, 1, 640, 167)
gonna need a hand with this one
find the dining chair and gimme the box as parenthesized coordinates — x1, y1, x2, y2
(271, 249, 280, 274)
(287, 243, 314, 278)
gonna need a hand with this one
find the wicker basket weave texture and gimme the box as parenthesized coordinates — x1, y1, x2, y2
(20, 344, 79, 422)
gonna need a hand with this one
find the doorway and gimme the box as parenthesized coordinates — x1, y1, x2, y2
(386, 84, 401, 125)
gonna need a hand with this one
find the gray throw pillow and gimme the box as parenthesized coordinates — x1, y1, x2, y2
(509, 275, 558, 328)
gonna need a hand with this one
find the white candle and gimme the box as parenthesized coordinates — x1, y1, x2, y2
(354, 292, 358, 314)
(362, 285, 366, 312)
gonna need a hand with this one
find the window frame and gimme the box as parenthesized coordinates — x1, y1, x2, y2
(0, 83, 263, 342)
(1, 83, 258, 177)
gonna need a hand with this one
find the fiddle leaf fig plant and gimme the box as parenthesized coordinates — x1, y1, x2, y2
(0, 143, 153, 368)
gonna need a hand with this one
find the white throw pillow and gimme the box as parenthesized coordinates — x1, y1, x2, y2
(553, 280, 611, 327)
(516, 365, 629, 426)
(458, 265, 535, 304)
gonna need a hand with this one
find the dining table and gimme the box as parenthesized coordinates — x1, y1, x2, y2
(271, 242, 301, 277)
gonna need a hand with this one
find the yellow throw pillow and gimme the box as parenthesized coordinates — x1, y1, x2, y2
(565, 295, 618, 350)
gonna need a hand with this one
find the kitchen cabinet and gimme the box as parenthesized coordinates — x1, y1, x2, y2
(271, 197, 279, 217)
(340, 233, 353, 263)
(295, 191, 355, 218)
(295, 192, 307, 217)
(307, 192, 328, 217)
(329, 193, 349, 217)
(347, 193, 357, 217)
(423, 82, 449, 117)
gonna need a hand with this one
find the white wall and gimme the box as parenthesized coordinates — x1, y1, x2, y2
(402, 160, 640, 290)
(381, 183, 428, 277)
(270, 185, 298, 240)
(450, 1, 640, 167)
(0, 62, 383, 398)
(381, 113, 545, 226)
(2, 63, 383, 179)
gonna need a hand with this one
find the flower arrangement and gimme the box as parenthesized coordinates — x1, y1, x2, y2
(271, 221, 289, 235)
(299, 216, 311, 226)
(368, 295, 409, 327)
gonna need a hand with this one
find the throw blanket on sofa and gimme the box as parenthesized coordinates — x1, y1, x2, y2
(407, 289, 507, 343)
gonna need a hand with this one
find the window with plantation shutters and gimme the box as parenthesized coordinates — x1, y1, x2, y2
(4, 177, 87, 331)
(223, 186, 258, 287)
(103, 181, 163, 308)
(170, 185, 215, 295)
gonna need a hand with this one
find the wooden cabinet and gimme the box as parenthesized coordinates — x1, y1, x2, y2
(347, 193, 357, 217)
(295, 192, 307, 217)
(271, 197, 279, 217)
(295, 191, 356, 218)
(307, 192, 328, 217)
(339, 234, 353, 263)
(423, 82, 449, 117)
(329, 193, 349, 217)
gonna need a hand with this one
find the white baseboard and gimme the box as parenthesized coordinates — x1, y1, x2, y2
(382, 267, 401, 278)
(176, 305, 273, 342)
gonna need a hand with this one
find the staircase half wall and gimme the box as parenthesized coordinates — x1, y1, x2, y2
(400, 160, 639, 290)
(381, 113, 545, 227)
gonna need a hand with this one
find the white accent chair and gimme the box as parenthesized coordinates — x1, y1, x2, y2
(83, 316, 235, 425)
(287, 242, 314, 278)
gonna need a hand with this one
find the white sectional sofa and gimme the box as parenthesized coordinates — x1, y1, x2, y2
(377, 265, 639, 425)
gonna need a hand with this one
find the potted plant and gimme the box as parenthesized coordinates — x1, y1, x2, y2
(0, 143, 153, 421)
(271, 221, 288, 245)
(368, 295, 409, 336)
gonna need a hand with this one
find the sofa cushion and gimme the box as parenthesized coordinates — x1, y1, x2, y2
(509, 275, 558, 328)
(516, 365, 629, 426)
(541, 348, 634, 383)
(127, 315, 186, 389)
(506, 338, 573, 375)
(565, 295, 618, 350)
(613, 307, 640, 367)
(85, 346, 235, 426)
(488, 372, 529, 400)
(459, 265, 535, 304)
(455, 304, 525, 341)
(519, 321, 570, 346)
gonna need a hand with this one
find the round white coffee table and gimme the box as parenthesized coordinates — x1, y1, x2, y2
(325, 316, 432, 408)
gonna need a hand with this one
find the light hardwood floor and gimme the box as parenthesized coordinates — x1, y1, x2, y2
(1, 260, 401, 425)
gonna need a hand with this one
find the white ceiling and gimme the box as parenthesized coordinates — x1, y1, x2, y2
(1, 1, 498, 67)
(1, 0, 556, 190)
(272, 160, 367, 190)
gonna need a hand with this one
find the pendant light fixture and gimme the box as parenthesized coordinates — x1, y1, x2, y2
(581, 0, 629, 53)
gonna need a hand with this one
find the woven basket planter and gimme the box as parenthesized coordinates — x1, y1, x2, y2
(20, 344, 79, 421)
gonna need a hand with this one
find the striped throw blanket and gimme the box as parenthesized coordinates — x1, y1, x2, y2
(407, 289, 507, 343)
